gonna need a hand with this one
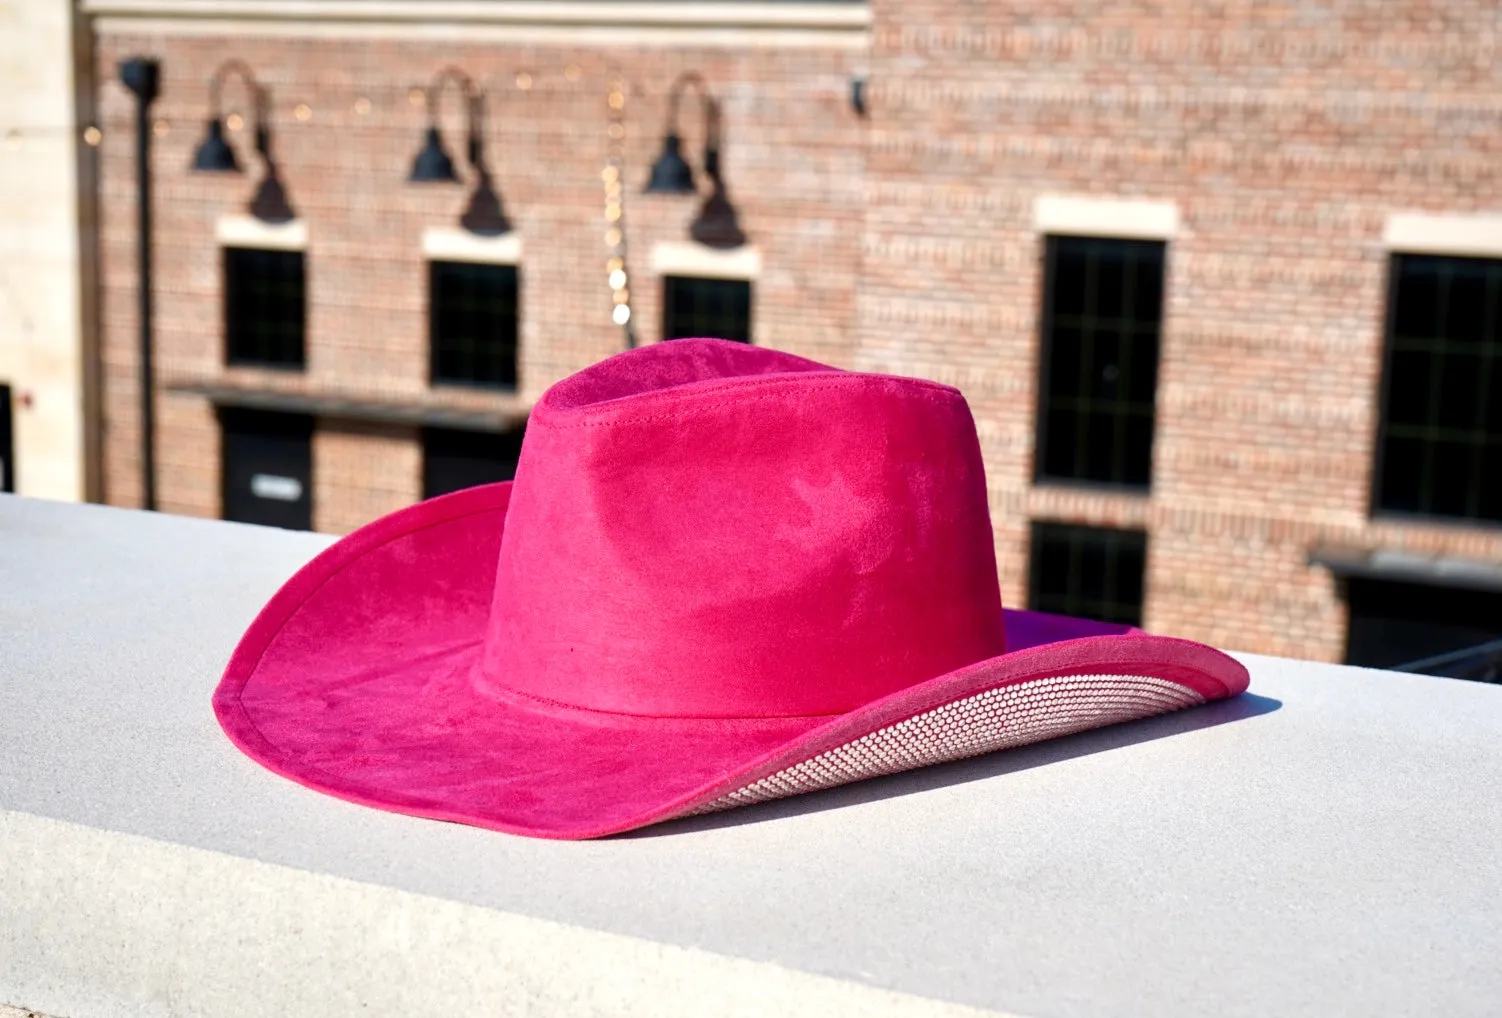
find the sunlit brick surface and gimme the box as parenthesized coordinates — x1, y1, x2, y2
(94, 3, 1502, 657)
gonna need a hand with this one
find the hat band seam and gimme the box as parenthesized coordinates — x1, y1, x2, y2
(480, 672, 847, 722)
(539, 380, 965, 431)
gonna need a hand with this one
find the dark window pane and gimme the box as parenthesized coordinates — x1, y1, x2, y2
(1481, 444, 1502, 520)
(1437, 352, 1484, 430)
(1042, 410, 1078, 479)
(1428, 440, 1473, 517)
(1052, 247, 1089, 315)
(1378, 436, 1426, 514)
(430, 261, 519, 389)
(1047, 326, 1085, 399)
(1083, 411, 1117, 481)
(1029, 522, 1147, 627)
(1392, 259, 1440, 339)
(224, 247, 306, 368)
(1134, 258, 1165, 325)
(1036, 236, 1164, 489)
(1125, 415, 1156, 483)
(1090, 332, 1123, 400)
(423, 426, 524, 499)
(1375, 253, 1502, 523)
(1446, 263, 1488, 346)
(1384, 349, 1433, 426)
(663, 276, 752, 343)
(1094, 249, 1126, 320)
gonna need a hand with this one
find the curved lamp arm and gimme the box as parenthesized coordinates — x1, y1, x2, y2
(208, 59, 272, 160)
(425, 65, 486, 169)
(663, 71, 723, 180)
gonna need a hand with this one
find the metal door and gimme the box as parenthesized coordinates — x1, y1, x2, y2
(1345, 577, 1502, 679)
(220, 407, 313, 530)
(422, 426, 523, 499)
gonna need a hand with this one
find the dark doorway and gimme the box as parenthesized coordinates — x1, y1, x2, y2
(422, 426, 524, 499)
(220, 407, 313, 531)
(0, 384, 13, 493)
(1345, 577, 1502, 681)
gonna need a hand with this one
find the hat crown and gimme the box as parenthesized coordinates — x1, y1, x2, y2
(480, 339, 1006, 718)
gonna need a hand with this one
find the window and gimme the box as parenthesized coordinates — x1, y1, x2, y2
(423, 426, 524, 499)
(1029, 522, 1147, 626)
(662, 276, 752, 344)
(1036, 236, 1164, 488)
(1374, 253, 1502, 524)
(224, 247, 306, 368)
(429, 261, 519, 389)
(219, 407, 313, 531)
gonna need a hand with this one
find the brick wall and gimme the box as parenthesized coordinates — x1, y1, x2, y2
(93, 2, 1502, 661)
(94, 30, 866, 533)
(857, 0, 1502, 659)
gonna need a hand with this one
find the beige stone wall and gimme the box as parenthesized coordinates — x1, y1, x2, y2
(0, 0, 91, 501)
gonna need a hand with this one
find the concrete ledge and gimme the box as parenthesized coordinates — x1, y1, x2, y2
(1, 811, 997, 1018)
(651, 240, 762, 280)
(2, 497, 1501, 1018)
(1383, 211, 1502, 258)
(215, 214, 307, 251)
(422, 226, 522, 266)
(1033, 195, 1179, 241)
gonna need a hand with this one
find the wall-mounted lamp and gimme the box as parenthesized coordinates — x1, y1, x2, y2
(190, 60, 295, 224)
(407, 67, 511, 237)
(851, 76, 868, 117)
(644, 72, 746, 250)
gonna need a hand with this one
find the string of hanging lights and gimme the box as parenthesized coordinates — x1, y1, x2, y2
(603, 75, 636, 347)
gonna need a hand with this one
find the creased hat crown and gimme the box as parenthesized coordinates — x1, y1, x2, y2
(479, 339, 1006, 718)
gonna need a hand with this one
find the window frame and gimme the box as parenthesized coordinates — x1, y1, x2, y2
(222, 245, 308, 371)
(427, 259, 522, 392)
(1369, 251, 1502, 528)
(1033, 234, 1165, 493)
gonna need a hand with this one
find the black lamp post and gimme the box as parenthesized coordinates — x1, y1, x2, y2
(190, 60, 295, 224)
(408, 68, 511, 236)
(644, 72, 746, 250)
(119, 57, 159, 512)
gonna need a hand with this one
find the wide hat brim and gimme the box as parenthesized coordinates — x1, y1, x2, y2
(215, 481, 1250, 840)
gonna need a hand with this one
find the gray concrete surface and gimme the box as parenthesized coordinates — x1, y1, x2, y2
(2, 494, 1500, 1017)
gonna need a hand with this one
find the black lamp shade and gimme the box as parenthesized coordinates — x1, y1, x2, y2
(192, 118, 240, 173)
(410, 127, 459, 183)
(690, 181, 747, 250)
(645, 133, 696, 194)
(249, 169, 296, 224)
(460, 172, 512, 236)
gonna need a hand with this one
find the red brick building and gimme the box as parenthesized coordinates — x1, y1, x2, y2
(87, 0, 1502, 670)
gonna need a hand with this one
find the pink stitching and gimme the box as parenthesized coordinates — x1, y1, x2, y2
(541, 379, 969, 431)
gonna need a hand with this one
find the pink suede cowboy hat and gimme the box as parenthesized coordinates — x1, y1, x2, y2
(214, 338, 1249, 839)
